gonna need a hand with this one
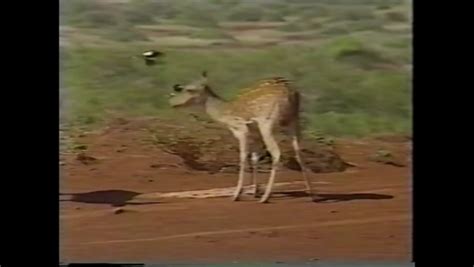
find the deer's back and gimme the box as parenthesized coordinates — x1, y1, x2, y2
(226, 77, 298, 121)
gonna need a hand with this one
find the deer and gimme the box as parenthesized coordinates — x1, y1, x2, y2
(168, 71, 317, 203)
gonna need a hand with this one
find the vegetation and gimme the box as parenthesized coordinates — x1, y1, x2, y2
(226, 5, 265, 22)
(60, 0, 411, 137)
(384, 11, 409, 22)
(189, 29, 236, 40)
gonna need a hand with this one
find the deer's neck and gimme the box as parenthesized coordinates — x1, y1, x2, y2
(204, 94, 228, 123)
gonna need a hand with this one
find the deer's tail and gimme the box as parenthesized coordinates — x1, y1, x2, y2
(279, 90, 302, 138)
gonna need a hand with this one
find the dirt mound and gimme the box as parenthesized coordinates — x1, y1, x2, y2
(163, 138, 348, 174)
(373, 134, 412, 143)
(147, 118, 349, 174)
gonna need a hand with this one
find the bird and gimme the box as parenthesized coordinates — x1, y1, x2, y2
(134, 50, 164, 66)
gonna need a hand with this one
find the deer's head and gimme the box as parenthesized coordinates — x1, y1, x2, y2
(169, 71, 214, 108)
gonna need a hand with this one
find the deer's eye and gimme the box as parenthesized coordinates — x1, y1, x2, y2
(173, 84, 183, 92)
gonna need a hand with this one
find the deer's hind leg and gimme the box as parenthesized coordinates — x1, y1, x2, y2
(247, 123, 263, 197)
(288, 121, 317, 201)
(230, 125, 249, 201)
(291, 135, 317, 201)
(257, 120, 281, 203)
(249, 152, 261, 197)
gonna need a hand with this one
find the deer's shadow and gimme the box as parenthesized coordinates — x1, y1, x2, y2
(60, 189, 394, 206)
(275, 190, 394, 202)
(59, 190, 159, 207)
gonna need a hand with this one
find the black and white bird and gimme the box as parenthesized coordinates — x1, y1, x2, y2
(136, 50, 164, 66)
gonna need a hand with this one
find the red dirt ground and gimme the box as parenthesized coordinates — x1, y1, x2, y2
(60, 121, 412, 263)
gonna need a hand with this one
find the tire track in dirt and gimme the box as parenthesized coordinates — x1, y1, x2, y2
(60, 183, 405, 220)
(67, 214, 409, 247)
(60, 205, 189, 219)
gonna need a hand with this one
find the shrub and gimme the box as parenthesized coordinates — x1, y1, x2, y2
(189, 29, 236, 40)
(174, 8, 219, 27)
(103, 24, 149, 42)
(279, 22, 307, 32)
(262, 11, 287, 22)
(299, 4, 331, 19)
(325, 37, 391, 69)
(62, 0, 120, 28)
(68, 10, 119, 28)
(385, 11, 409, 22)
(226, 5, 264, 22)
(333, 7, 375, 21)
(376, 4, 391, 10)
(122, 6, 155, 24)
(320, 24, 350, 36)
(346, 19, 383, 31)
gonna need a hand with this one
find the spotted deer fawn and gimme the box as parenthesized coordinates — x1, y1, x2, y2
(169, 72, 316, 203)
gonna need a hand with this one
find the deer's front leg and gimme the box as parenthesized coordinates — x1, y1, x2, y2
(231, 126, 248, 201)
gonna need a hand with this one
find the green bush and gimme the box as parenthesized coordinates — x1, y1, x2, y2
(189, 29, 236, 40)
(384, 37, 411, 49)
(279, 19, 322, 32)
(68, 10, 119, 28)
(333, 7, 375, 21)
(226, 5, 264, 22)
(346, 19, 383, 31)
(324, 37, 392, 69)
(262, 10, 287, 22)
(376, 4, 391, 10)
(305, 112, 410, 137)
(385, 11, 408, 22)
(320, 24, 350, 36)
(62, 0, 182, 26)
(263, 2, 292, 17)
(123, 11, 154, 25)
(174, 4, 219, 28)
(61, 0, 121, 28)
(61, 0, 102, 17)
(279, 22, 307, 32)
(105, 28, 149, 42)
(149, 0, 180, 19)
(337, 49, 388, 69)
(299, 4, 331, 19)
(97, 21, 149, 42)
